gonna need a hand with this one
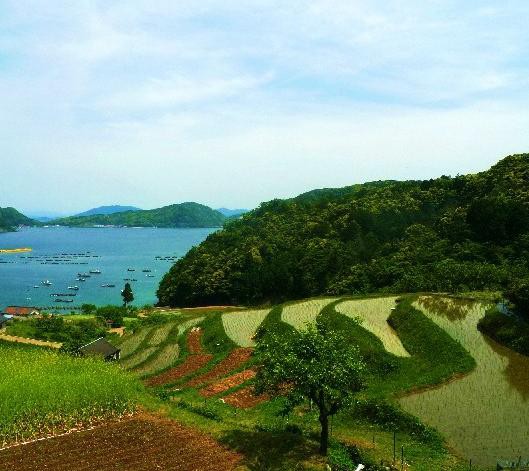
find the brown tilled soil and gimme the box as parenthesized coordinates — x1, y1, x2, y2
(224, 386, 269, 409)
(146, 330, 212, 387)
(200, 369, 256, 398)
(186, 348, 253, 388)
(0, 414, 241, 471)
(146, 354, 212, 387)
(187, 329, 204, 354)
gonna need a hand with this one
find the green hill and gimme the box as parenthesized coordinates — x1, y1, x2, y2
(157, 153, 529, 307)
(0, 207, 36, 232)
(53, 202, 225, 228)
(75, 205, 141, 217)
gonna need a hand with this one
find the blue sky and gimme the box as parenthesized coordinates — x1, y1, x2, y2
(1, 1, 529, 214)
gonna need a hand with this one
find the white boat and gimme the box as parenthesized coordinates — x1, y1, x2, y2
(89, 269, 101, 274)
(68, 286, 79, 290)
(41, 280, 52, 286)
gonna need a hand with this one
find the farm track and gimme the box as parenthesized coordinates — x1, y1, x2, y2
(224, 386, 268, 409)
(146, 330, 212, 387)
(0, 414, 241, 471)
(0, 333, 61, 349)
(186, 348, 253, 388)
(200, 369, 256, 398)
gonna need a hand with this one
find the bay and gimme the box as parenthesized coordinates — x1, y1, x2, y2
(0, 227, 216, 311)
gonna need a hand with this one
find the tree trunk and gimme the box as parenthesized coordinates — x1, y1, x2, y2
(319, 413, 329, 455)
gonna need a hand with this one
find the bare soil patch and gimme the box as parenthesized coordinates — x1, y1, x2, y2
(187, 328, 204, 354)
(224, 386, 269, 409)
(186, 348, 253, 388)
(0, 414, 241, 471)
(146, 330, 212, 387)
(200, 369, 256, 398)
(146, 354, 212, 387)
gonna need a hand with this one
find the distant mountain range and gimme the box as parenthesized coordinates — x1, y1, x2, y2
(74, 205, 141, 217)
(216, 208, 249, 218)
(51, 202, 226, 228)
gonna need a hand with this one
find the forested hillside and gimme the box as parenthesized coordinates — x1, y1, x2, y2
(0, 207, 36, 232)
(158, 154, 529, 307)
(53, 203, 225, 228)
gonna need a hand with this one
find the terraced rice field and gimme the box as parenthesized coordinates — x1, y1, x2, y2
(148, 322, 176, 346)
(400, 296, 529, 467)
(178, 317, 205, 335)
(0, 414, 241, 471)
(199, 369, 256, 398)
(120, 346, 158, 370)
(186, 348, 253, 388)
(146, 330, 212, 387)
(281, 298, 337, 330)
(222, 309, 269, 347)
(133, 343, 180, 377)
(117, 327, 153, 358)
(335, 297, 409, 357)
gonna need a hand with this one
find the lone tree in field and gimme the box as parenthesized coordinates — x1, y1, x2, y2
(121, 282, 134, 307)
(254, 321, 365, 455)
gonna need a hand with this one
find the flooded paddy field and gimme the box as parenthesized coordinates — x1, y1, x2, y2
(399, 296, 529, 467)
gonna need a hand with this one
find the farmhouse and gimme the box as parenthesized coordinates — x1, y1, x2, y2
(79, 337, 121, 361)
(4, 306, 40, 317)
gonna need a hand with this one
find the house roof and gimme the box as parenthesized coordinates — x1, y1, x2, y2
(0, 314, 9, 324)
(5, 306, 39, 316)
(79, 337, 120, 358)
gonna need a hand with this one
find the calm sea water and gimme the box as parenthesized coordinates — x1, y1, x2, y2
(0, 227, 216, 311)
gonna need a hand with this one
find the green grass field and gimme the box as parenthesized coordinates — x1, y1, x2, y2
(0, 340, 143, 447)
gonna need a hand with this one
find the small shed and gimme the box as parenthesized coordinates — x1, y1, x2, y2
(79, 337, 121, 361)
(0, 314, 9, 329)
(5, 306, 40, 317)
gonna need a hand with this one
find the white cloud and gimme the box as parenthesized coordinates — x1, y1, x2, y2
(1, 0, 529, 211)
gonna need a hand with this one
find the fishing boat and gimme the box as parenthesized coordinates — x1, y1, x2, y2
(41, 280, 52, 286)
(127, 268, 135, 272)
(89, 269, 102, 274)
(76, 278, 86, 282)
(101, 283, 116, 288)
(146, 274, 155, 277)
(142, 269, 151, 272)
(68, 286, 79, 290)
(33, 285, 40, 288)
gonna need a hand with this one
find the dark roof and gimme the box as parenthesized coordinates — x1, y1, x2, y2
(79, 337, 120, 358)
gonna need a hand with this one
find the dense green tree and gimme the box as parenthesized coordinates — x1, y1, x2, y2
(254, 322, 365, 455)
(505, 279, 529, 320)
(157, 154, 529, 307)
(121, 283, 134, 307)
(96, 305, 126, 327)
(81, 303, 97, 315)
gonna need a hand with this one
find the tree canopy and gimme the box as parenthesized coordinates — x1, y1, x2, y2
(254, 321, 365, 455)
(158, 154, 529, 307)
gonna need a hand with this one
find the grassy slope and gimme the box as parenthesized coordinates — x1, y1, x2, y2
(0, 340, 143, 446)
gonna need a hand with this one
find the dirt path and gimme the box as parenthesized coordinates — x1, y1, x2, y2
(0, 414, 241, 471)
(0, 333, 61, 349)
